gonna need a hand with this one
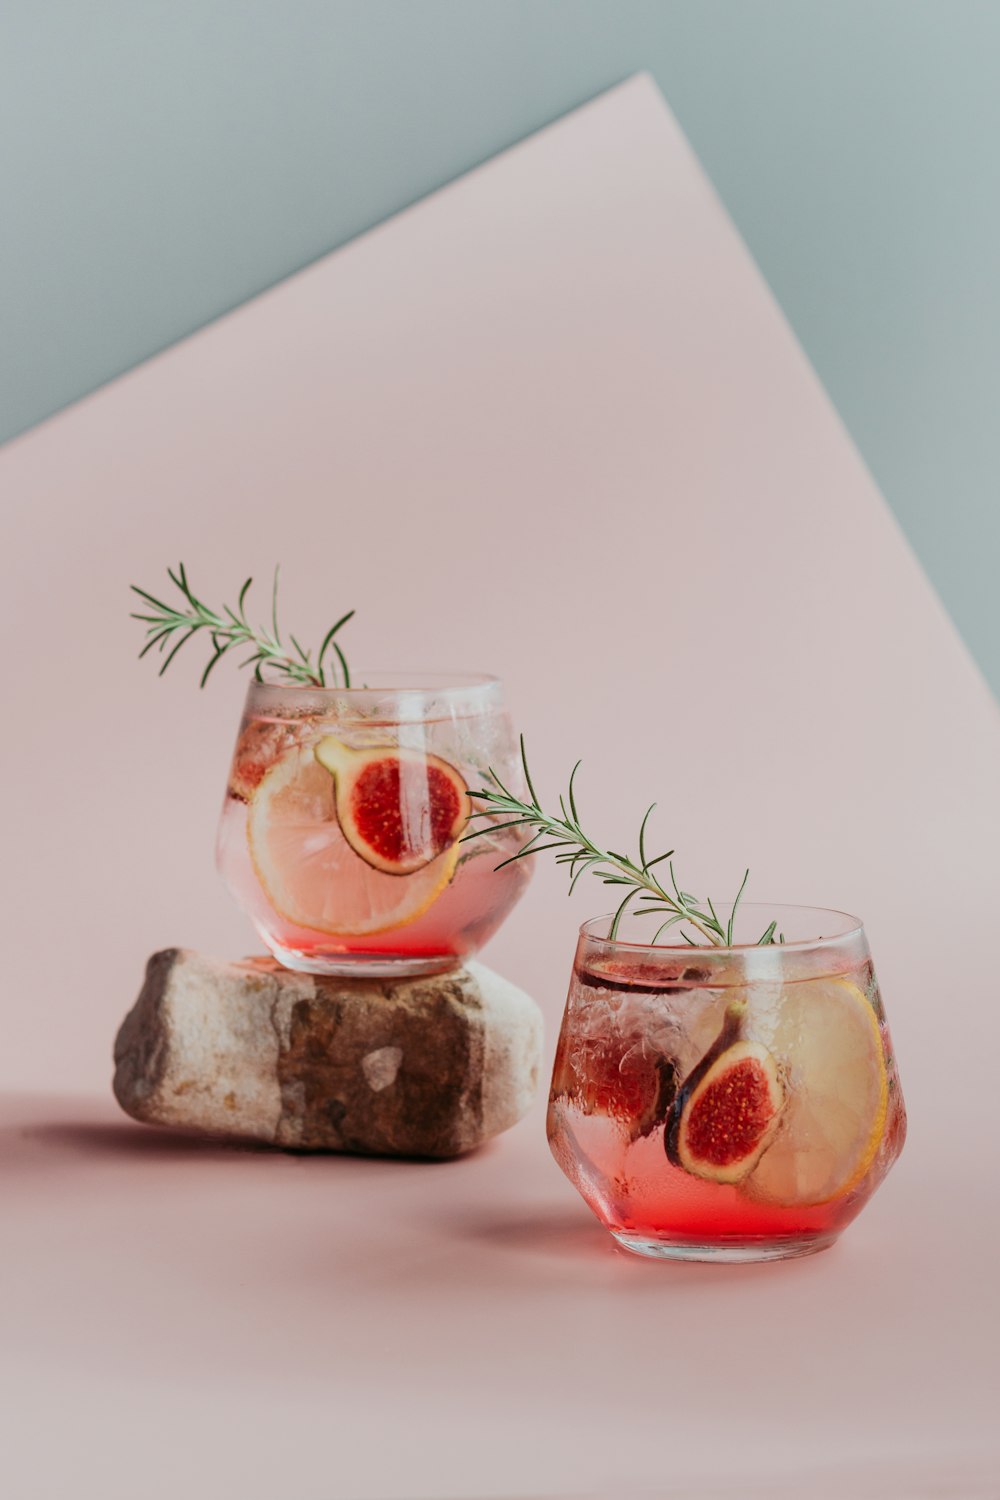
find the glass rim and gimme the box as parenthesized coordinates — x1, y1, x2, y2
(242, 671, 504, 725)
(579, 903, 865, 957)
(245, 670, 501, 698)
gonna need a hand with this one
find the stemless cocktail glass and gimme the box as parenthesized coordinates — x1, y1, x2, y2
(217, 673, 530, 976)
(548, 906, 906, 1262)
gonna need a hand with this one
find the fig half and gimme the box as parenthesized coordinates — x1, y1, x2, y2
(314, 737, 468, 875)
(665, 1001, 784, 1185)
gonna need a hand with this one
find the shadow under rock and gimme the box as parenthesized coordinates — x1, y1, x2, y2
(6, 1112, 489, 1170)
(15, 1118, 273, 1162)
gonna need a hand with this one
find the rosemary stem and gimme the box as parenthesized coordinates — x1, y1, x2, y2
(465, 740, 766, 948)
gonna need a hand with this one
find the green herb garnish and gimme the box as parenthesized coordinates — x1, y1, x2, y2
(130, 563, 355, 688)
(465, 737, 779, 947)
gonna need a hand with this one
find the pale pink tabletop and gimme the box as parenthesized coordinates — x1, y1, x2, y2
(1, 1091, 995, 1499)
(2, 75, 998, 1496)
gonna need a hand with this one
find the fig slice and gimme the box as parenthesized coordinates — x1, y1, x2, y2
(551, 1035, 677, 1143)
(314, 736, 469, 876)
(229, 718, 299, 802)
(665, 1001, 785, 1185)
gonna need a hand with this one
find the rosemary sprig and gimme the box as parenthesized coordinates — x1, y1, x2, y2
(130, 563, 355, 688)
(464, 738, 779, 947)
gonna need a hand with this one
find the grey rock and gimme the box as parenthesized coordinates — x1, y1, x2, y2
(113, 951, 543, 1157)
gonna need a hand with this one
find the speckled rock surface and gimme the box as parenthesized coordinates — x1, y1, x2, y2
(113, 951, 543, 1157)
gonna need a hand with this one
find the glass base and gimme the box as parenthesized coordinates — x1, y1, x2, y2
(264, 937, 462, 981)
(611, 1230, 837, 1264)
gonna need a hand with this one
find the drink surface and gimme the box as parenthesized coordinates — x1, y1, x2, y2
(548, 948, 906, 1250)
(217, 698, 529, 973)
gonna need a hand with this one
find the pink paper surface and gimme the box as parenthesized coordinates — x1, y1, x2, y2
(1, 1091, 995, 1500)
(1, 74, 997, 1496)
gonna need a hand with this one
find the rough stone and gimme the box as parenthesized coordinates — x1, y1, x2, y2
(113, 951, 543, 1157)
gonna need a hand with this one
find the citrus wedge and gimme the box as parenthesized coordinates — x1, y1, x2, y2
(247, 746, 459, 936)
(744, 977, 888, 1207)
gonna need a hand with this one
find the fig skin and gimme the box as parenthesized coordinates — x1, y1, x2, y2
(665, 1000, 785, 1185)
(632, 1055, 678, 1141)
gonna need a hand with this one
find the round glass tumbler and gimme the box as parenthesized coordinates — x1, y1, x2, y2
(548, 907, 906, 1263)
(217, 674, 530, 977)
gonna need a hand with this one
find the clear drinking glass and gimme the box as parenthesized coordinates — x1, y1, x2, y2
(548, 906, 906, 1262)
(217, 673, 530, 977)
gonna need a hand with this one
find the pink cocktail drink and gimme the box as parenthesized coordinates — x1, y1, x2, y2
(548, 910, 906, 1261)
(217, 675, 530, 976)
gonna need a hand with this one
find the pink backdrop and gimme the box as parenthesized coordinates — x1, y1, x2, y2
(2, 75, 997, 1498)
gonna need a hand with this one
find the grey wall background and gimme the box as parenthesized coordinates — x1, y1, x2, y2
(2, 1, 998, 697)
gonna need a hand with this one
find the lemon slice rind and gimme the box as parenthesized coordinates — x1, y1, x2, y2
(247, 747, 459, 937)
(743, 977, 888, 1208)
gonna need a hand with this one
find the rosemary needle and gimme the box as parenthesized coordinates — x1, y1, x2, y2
(130, 563, 355, 689)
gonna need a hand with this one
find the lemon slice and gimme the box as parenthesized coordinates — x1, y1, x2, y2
(744, 977, 888, 1207)
(247, 746, 459, 936)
